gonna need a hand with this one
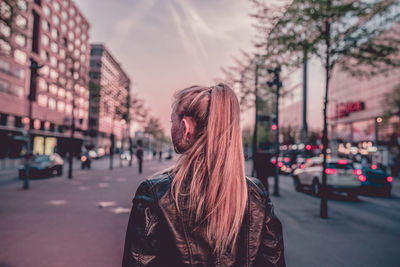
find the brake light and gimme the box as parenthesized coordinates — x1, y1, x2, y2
(371, 164, 377, 170)
(325, 168, 337, 175)
(358, 175, 366, 182)
(387, 176, 393, 183)
(301, 164, 305, 169)
(338, 159, 347, 165)
(306, 158, 311, 163)
(271, 159, 276, 164)
(353, 169, 362, 175)
(284, 157, 290, 162)
(277, 162, 284, 168)
(81, 156, 87, 161)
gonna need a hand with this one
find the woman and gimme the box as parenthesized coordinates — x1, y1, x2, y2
(122, 84, 285, 266)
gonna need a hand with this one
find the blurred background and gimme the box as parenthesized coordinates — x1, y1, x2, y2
(0, 0, 399, 266)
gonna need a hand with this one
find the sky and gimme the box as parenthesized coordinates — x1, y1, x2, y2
(74, 0, 323, 134)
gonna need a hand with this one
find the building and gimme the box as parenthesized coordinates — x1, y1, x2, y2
(0, 0, 90, 158)
(88, 44, 130, 152)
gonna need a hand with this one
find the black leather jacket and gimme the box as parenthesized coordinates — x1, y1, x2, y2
(122, 173, 285, 267)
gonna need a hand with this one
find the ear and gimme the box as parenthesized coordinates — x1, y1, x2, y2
(182, 116, 196, 141)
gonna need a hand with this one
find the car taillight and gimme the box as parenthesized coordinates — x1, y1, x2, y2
(300, 164, 305, 169)
(272, 159, 276, 164)
(338, 159, 347, 165)
(358, 175, 366, 182)
(371, 164, 377, 170)
(325, 168, 337, 175)
(278, 162, 284, 168)
(284, 157, 290, 162)
(387, 176, 393, 183)
(353, 169, 362, 175)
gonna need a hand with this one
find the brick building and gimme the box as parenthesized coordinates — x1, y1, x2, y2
(0, 0, 90, 158)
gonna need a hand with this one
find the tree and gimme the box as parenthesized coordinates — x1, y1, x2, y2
(262, 0, 400, 218)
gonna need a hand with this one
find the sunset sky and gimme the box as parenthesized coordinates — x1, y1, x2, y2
(75, 0, 324, 134)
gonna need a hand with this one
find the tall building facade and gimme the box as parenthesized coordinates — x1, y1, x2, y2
(0, 0, 90, 158)
(88, 44, 130, 151)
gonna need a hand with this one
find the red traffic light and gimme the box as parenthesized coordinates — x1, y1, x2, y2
(271, 124, 277, 131)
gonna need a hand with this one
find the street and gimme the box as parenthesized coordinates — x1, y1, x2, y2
(0, 159, 399, 267)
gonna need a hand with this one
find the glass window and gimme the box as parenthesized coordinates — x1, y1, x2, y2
(75, 27, 81, 35)
(38, 77, 47, 91)
(39, 65, 49, 77)
(0, 2, 11, 19)
(14, 86, 24, 97)
(17, 0, 27, 11)
(69, 7, 75, 16)
(41, 35, 49, 46)
(0, 78, 9, 92)
(63, 0, 69, 7)
(61, 24, 67, 33)
(51, 42, 58, 53)
(40, 50, 48, 61)
(49, 84, 58, 94)
(80, 54, 86, 62)
(59, 62, 65, 72)
(42, 20, 50, 31)
(69, 19, 75, 28)
(59, 48, 65, 59)
(38, 94, 48, 107)
(0, 21, 10, 37)
(15, 34, 26, 47)
(65, 103, 72, 114)
(48, 98, 56, 110)
(50, 56, 57, 67)
(0, 59, 10, 73)
(50, 69, 58, 80)
(14, 67, 25, 80)
(57, 101, 65, 112)
(53, 15, 60, 26)
(43, 5, 51, 17)
(14, 49, 27, 65)
(68, 43, 73, 52)
(15, 15, 27, 29)
(61, 11, 68, 20)
(76, 16, 82, 23)
(51, 28, 58, 39)
(74, 38, 81, 47)
(58, 88, 65, 98)
(66, 91, 72, 100)
(74, 49, 79, 58)
(53, 1, 60, 12)
(68, 31, 74, 40)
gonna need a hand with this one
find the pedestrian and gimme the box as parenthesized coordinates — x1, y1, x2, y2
(123, 84, 285, 266)
(253, 150, 271, 193)
(136, 140, 143, 174)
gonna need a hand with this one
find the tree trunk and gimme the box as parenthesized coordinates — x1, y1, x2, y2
(252, 64, 259, 176)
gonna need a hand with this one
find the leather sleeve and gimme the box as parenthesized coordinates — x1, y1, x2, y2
(259, 196, 286, 267)
(122, 180, 161, 267)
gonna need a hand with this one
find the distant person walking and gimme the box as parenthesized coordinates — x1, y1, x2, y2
(135, 140, 143, 174)
(123, 84, 285, 266)
(254, 150, 272, 193)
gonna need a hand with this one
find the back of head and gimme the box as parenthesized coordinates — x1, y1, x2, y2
(171, 83, 247, 255)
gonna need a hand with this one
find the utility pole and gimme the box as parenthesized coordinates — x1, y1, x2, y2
(302, 50, 308, 142)
(68, 64, 76, 179)
(267, 66, 282, 197)
(23, 58, 43, 189)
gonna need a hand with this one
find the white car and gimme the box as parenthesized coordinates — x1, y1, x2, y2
(292, 157, 362, 198)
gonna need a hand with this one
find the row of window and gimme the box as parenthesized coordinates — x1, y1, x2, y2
(0, 78, 24, 97)
(37, 93, 87, 117)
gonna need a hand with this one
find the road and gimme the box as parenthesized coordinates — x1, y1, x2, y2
(0, 159, 399, 267)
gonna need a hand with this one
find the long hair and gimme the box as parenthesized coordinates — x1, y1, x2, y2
(171, 83, 247, 255)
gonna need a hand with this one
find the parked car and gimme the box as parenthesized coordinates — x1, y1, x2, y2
(19, 154, 64, 179)
(292, 157, 361, 198)
(356, 164, 392, 197)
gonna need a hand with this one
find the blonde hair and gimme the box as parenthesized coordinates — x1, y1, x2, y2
(171, 84, 247, 255)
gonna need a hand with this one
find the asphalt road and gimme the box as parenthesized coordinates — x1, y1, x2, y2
(0, 159, 399, 267)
